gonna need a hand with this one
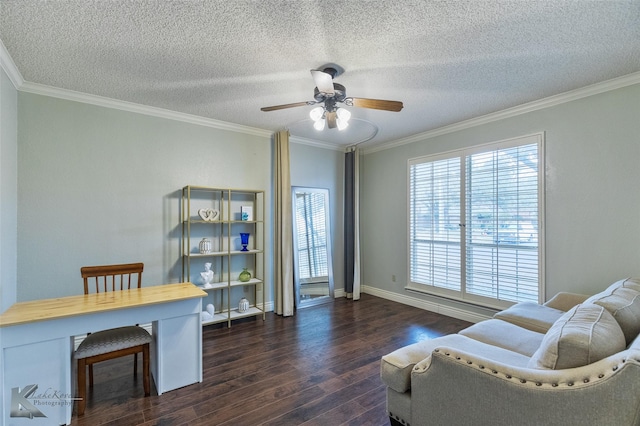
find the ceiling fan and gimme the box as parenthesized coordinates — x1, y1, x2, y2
(260, 66, 403, 130)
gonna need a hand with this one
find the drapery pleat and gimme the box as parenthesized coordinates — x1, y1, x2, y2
(274, 130, 295, 316)
(344, 147, 361, 300)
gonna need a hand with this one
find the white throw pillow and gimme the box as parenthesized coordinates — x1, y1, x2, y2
(528, 304, 625, 370)
(584, 278, 640, 344)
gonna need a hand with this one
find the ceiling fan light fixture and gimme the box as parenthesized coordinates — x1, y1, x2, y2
(313, 118, 326, 131)
(261, 65, 402, 133)
(335, 107, 351, 130)
(309, 106, 324, 122)
(336, 107, 351, 122)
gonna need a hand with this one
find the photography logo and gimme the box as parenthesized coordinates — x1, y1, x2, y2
(10, 384, 79, 419)
(10, 384, 46, 419)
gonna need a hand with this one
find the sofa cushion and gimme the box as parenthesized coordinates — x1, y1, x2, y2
(584, 278, 640, 344)
(380, 334, 530, 393)
(494, 302, 565, 333)
(459, 318, 544, 357)
(543, 292, 590, 312)
(381, 334, 459, 393)
(528, 304, 626, 369)
(618, 277, 640, 292)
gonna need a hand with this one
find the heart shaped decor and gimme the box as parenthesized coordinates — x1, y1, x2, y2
(198, 208, 219, 222)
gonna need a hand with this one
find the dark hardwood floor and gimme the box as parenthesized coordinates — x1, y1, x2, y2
(71, 293, 471, 426)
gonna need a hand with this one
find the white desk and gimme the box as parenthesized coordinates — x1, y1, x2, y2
(0, 282, 206, 425)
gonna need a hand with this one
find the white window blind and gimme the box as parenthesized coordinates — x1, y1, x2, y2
(410, 157, 461, 291)
(295, 192, 328, 280)
(409, 134, 543, 307)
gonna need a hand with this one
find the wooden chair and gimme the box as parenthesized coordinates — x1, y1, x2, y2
(74, 263, 151, 415)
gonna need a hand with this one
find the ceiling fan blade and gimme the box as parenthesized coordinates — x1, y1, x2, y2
(260, 101, 312, 112)
(311, 69, 335, 95)
(350, 98, 404, 112)
(326, 111, 337, 129)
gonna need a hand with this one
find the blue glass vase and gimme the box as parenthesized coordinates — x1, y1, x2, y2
(240, 233, 250, 251)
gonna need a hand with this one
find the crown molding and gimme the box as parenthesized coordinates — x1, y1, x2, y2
(4, 39, 638, 148)
(18, 81, 273, 138)
(289, 134, 344, 151)
(1, 39, 272, 138)
(0, 39, 24, 88)
(1, 42, 336, 146)
(364, 71, 640, 154)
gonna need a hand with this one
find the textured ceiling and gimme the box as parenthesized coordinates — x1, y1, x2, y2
(1, 1, 639, 148)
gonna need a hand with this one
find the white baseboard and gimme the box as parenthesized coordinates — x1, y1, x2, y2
(361, 285, 493, 323)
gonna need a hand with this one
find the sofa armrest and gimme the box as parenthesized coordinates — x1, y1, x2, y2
(543, 292, 590, 311)
(381, 334, 529, 393)
(410, 345, 640, 426)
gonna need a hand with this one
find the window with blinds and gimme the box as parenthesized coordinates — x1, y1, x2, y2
(409, 134, 543, 307)
(294, 192, 329, 280)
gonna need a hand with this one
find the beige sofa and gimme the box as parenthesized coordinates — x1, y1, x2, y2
(381, 278, 640, 426)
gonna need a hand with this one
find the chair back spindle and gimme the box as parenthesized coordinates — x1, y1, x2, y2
(81, 263, 143, 295)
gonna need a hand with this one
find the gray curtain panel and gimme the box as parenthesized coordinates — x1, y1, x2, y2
(344, 150, 355, 295)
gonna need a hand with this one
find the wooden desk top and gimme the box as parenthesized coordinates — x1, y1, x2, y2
(0, 282, 206, 327)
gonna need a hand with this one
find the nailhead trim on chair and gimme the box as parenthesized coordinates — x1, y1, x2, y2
(423, 347, 633, 390)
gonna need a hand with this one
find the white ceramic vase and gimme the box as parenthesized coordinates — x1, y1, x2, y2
(238, 297, 249, 313)
(199, 238, 212, 254)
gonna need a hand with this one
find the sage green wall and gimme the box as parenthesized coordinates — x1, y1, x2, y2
(290, 142, 345, 294)
(0, 67, 18, 311)
(361, 83, 640, 307)
(17, 92, 273, 302)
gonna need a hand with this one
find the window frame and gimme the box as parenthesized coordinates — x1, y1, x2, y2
(406, 133, 545, 310)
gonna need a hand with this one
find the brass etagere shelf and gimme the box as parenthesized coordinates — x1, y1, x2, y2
(181, 185, 265, 327)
